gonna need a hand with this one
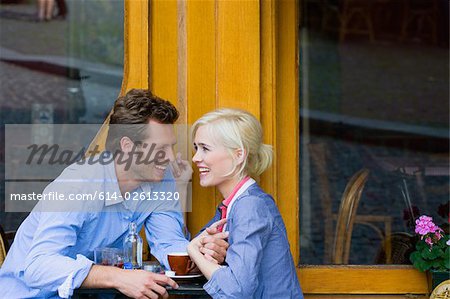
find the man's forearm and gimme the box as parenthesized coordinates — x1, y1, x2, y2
(81, 265, 122, 289)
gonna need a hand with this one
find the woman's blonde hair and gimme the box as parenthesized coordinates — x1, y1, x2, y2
(191, 108, 272, 178)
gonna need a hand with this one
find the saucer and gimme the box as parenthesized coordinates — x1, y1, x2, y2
(166, 273, 203, 279)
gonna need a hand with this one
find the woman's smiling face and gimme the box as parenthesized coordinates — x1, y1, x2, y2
(192, 125, 241, 198)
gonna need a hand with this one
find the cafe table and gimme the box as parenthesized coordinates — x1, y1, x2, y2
(72, 278, 211, 298)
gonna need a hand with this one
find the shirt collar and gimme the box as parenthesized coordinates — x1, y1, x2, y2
(222, 178, 256, 232)
(226, 178, 256, 218)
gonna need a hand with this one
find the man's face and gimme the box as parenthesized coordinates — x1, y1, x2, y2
(127, 120, 177, 183)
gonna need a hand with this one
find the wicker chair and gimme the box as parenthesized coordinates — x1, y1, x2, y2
(309, 143, 392, 264)
(0, 225, 8, 267)
(321, 0, 375, 42)
(430, 280, 450, 299)
(333, 168, 370, 264)
(0, 224, 15, 267)
(400, 0, 438, 45)
(375, 232, 414, 265)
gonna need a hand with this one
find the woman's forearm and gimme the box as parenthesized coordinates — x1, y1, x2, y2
(187, 242, 221, 280)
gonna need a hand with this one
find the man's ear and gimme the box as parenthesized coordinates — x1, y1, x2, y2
(235, 148, 246, 164)
(119, 136, 134, 154)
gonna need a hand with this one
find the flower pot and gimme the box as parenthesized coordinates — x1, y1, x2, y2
(428, 269, 450, 292)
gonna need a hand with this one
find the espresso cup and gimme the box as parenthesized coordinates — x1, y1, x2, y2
(167, 252, 194, 276)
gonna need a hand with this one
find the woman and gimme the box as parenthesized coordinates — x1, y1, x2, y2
(187, 108, 303, 298)
(37, 0, 55, 21)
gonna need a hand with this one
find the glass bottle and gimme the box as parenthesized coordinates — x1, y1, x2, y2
(123, 222, 143, 269)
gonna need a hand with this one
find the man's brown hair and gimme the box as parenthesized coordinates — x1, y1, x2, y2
(105, 89, 179, 153)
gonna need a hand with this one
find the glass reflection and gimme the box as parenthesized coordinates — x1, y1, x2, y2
(300, 0, 449, 265)
(0, 0, 124, 231)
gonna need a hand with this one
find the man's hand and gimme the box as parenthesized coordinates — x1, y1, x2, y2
(171, 153, 193, 182)
(198, 219, 229, 264)
(115, 270, 178, 299)
(82, 265, 178, 299)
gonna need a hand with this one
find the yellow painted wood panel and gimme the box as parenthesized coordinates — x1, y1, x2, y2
(185, 0, 217, 234)
(175, 0, 190, 186)
(177, 0, 187, 125)
(276, 0, 300, 265)
(216, 0, 260, 116)
(260, 0, 277, 199)
(298, 266, 428, 294)
(123, 0, 149, 91)
(150, 0, 178, 103)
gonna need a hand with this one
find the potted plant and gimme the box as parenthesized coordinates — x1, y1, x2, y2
(409, 215, 450, 291)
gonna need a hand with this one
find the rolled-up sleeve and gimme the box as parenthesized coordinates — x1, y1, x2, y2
(23, 211, 94, 298)
(145, 175, 190, 268)
(204, 196, 272, 298)
(145, 210, 189, 269)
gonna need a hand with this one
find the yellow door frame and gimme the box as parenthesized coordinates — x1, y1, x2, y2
(114, 0, 428, 295)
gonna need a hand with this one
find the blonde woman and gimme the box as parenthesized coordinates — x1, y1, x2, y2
(187, 108, 303, 298)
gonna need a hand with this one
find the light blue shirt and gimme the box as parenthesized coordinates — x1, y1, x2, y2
(203, 183, 303, 299)
(0, 154, 189, 298)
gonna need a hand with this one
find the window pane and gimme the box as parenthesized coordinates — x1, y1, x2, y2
(0, 0, 124, 231)
(299, 0, 449, 265)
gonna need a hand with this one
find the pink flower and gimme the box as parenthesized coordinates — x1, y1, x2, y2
(435, 229, 443, 240)
(425, 237, 433, 246)
(415, 215, 440, 236)
(447, 239, 450, 246)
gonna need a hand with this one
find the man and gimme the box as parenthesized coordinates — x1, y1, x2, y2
(0, 89, 228, 298)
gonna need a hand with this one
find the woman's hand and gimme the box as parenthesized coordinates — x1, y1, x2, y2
(187, 235, 202, 254)
(197, 219, 229, 264)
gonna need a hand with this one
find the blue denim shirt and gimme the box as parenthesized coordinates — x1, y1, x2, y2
(203, 184, 303, 299)
(0, 157, 189, 298)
